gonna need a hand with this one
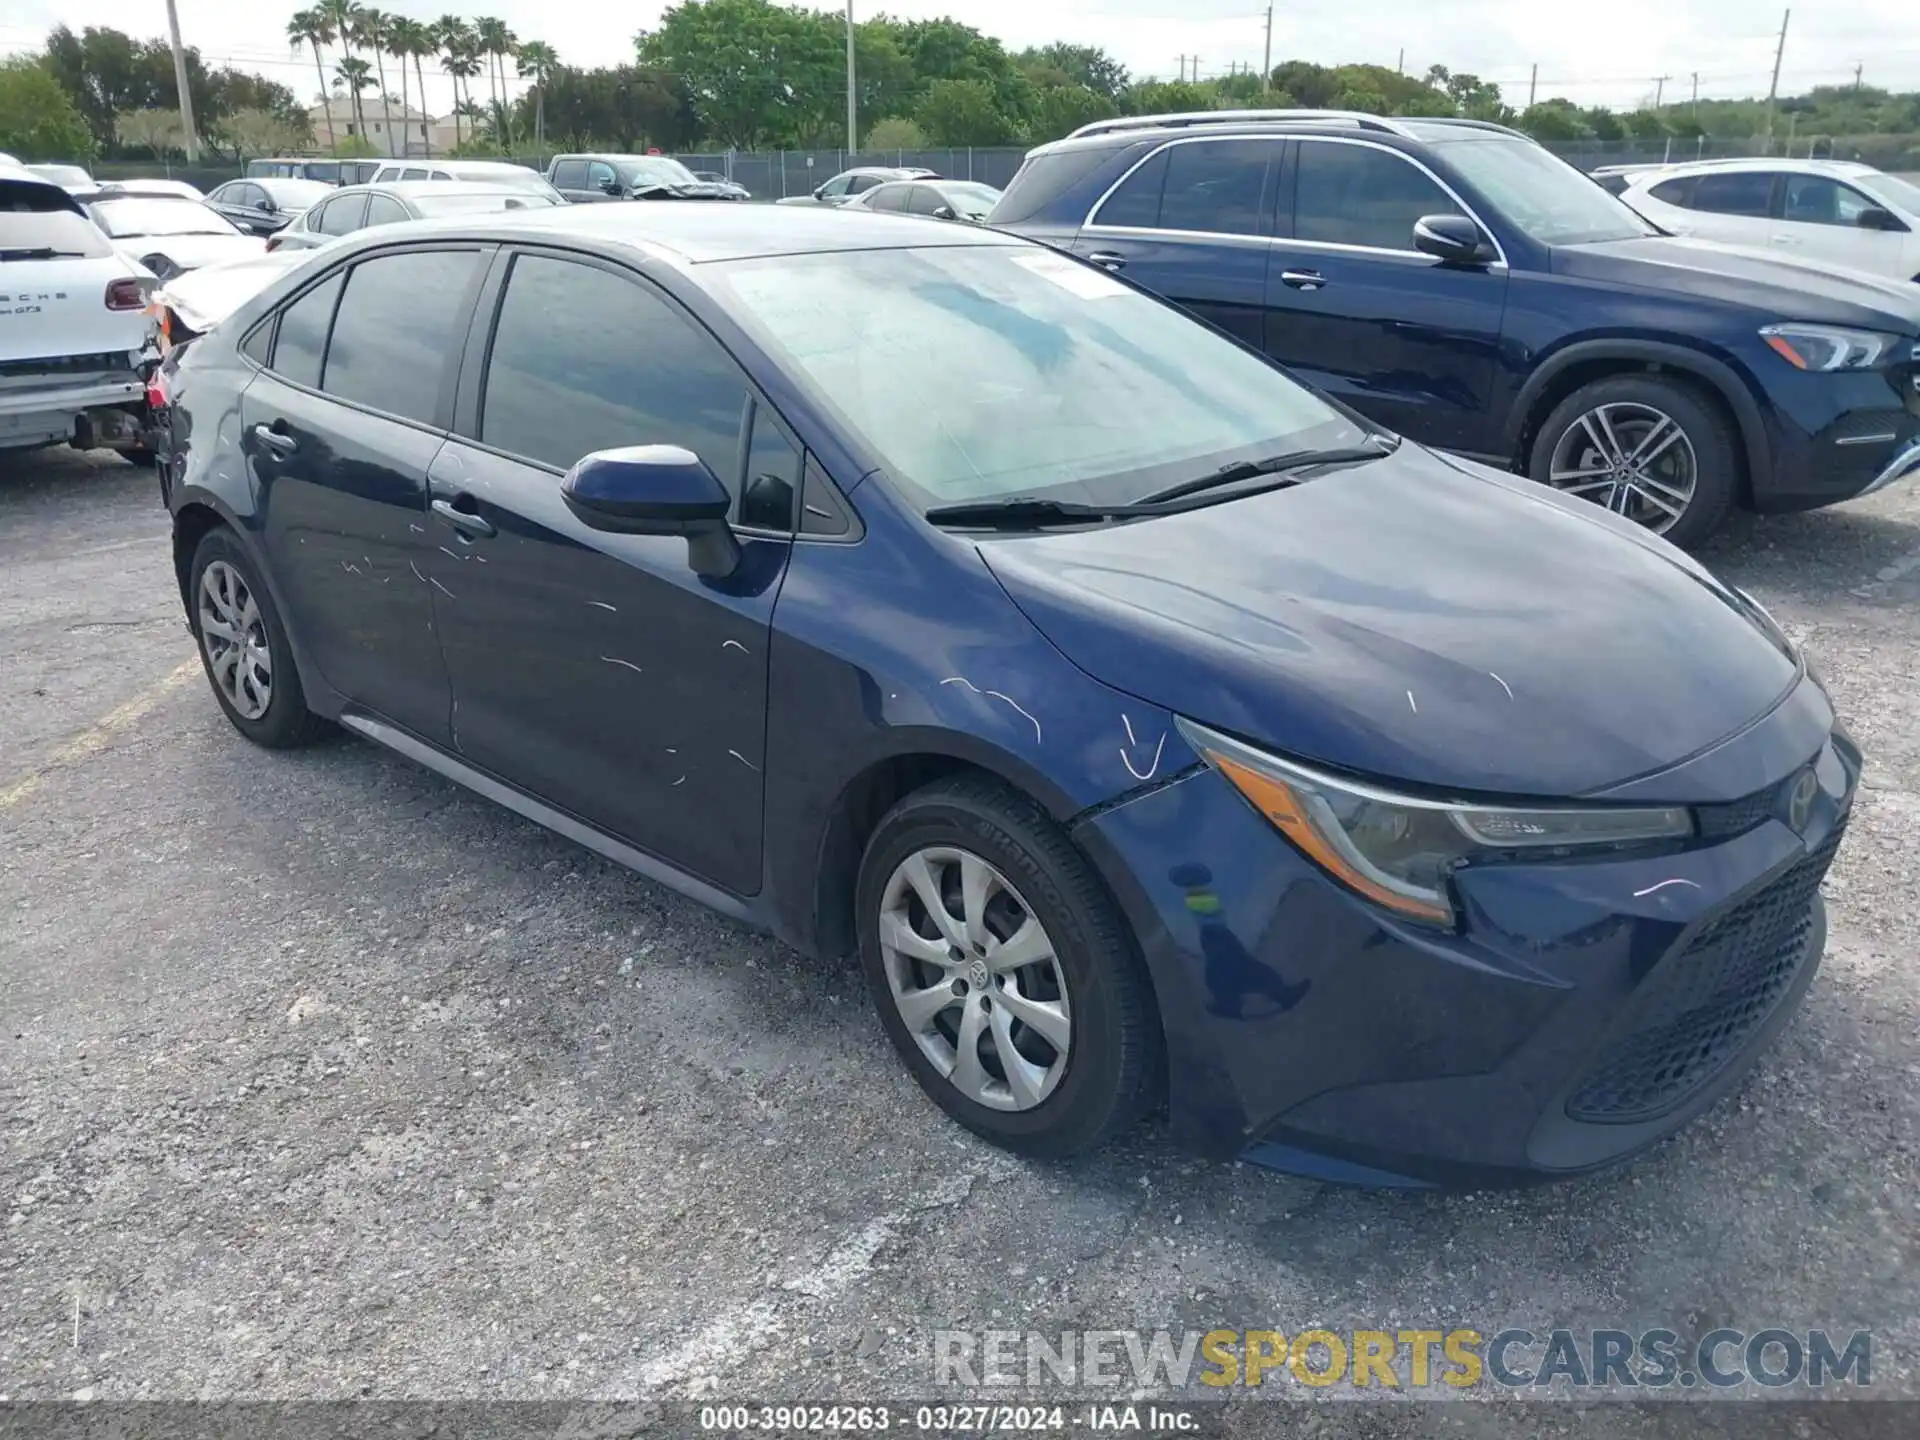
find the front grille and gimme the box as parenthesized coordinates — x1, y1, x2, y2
(1695, 774, 1792, 840)
(1566, 821, 1844, 1124)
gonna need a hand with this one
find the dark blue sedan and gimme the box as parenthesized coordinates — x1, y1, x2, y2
(157, 204, 1858, 1185)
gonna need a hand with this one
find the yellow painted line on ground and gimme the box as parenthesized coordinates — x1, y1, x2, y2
(0, 656, 202, 811)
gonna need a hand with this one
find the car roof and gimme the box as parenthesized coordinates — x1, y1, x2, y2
(332, 180, 541, 198)
(1641, 157, 1878, 181)
(335, 199, 1025, 263)
(1033, 109, 1526, 157)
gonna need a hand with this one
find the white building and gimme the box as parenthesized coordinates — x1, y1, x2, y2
(305, 98, 436, 157)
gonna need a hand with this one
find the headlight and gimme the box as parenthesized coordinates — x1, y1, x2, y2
(1176, 719, 1693, 927)
(1759, 323, 1898, 372)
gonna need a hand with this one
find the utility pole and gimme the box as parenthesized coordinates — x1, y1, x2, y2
(163, 0, 200, 162)
(1528, 63, 1537, 108)
(1691, 71, 1700, 117)
(1653, 74, 1670, 108)
(1763, 8, 1790, 151)
(1176, 54, 1188, 83)
(1396, 48, 1404, 76)
(1853, 62, 1863, 92)
(1263, 5, 1273, 90)
(845, 0, 857, 154)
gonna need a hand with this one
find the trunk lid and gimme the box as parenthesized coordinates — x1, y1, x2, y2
(0, 172, 148, 365)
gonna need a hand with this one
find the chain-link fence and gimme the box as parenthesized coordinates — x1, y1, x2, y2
(87, 134, 1920, 199)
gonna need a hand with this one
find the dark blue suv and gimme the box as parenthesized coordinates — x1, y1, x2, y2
(992, 110, 1920, 547)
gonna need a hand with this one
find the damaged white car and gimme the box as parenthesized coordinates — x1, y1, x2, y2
(0, 164, 158, 462)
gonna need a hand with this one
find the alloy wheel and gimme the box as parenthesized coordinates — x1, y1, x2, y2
(1546, 402, 1698, 535)
(878, 846, 1072, 1112)
(197, 560, 273, 721)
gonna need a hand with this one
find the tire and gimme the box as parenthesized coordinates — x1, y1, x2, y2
(187, 527, 331, 749)
(1528, 373, 1738, 549)
(122, 448, 158, 469)
(855, 775, 1162, 1158)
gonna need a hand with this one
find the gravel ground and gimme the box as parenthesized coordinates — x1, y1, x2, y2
(1, 447, 1916, 1426)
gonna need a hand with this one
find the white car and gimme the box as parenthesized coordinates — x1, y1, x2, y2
(82, 194, 265, 282)
(0, 165, 157, 458)
(107, 177, 206, 202)
(367, 159, 562, 202)
(1621, 159, 1920, 283)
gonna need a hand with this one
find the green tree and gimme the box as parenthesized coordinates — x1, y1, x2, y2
(0, 55, 95, 160)
(1030, 82, 1111, 140)
(865, 115, 925, 149)
(640, 0, 835, 147)
(917, 78, 1017, 145)
(1018, 42, 1128, 102)
(287, 9, 338, 148)
(1519, 98, 1589, 141)
(515, 40, 559, 150)
(115, 106, 183, 159)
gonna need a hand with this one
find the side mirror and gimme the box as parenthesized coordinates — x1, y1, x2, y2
(1412, 213, 1494, 265)
(561, 446, 740, 578)
(598, 177, 621, 195)
(255, 199, 274, 212)
(932, 204, 957, 221)
(1857, 205, 1904, 232)
(813, 184, 827, 200)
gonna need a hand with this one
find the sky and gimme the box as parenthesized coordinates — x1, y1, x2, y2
(4, 0, 1917, 121)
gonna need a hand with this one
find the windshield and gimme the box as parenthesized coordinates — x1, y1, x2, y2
(1873, 173, 1920, 215)
(90, 197, 238, 239)
(1441, 138, 1657, 246)
(27, 165, 92, 188)
(622, 157, 699, 186)
(710, 245, 1367, 510)
(260, 178, 333, 208)
(411, 191, 562, 215)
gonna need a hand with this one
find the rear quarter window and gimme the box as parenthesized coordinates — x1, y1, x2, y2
(991, 143, 1138, 226)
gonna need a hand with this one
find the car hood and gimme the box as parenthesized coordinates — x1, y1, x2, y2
(119, 233, 267, 272)
(978, 446, 1801, 800)
(1553, 234, 1920, 330)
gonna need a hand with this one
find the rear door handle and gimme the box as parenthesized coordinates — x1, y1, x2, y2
(432, 495, 496, 539)
(1280, 270, 1327, 291)
(1085, 251, 1127, 271)
(251, 423, 297, 456)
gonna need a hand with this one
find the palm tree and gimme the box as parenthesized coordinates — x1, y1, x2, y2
(473, 18, 514, 147)
(385, 15, 414, 155)
(515, 40, 557, 151)
(396, 20, 435, 157)
(286, 9, 337, 149)
(317, 1, 361, 136)
(435, 18, 479, 149)
(357, 8, 395, 156)
(334, 55, 374, 139)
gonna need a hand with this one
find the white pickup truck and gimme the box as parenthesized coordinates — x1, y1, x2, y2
(1, 164, 159, 462)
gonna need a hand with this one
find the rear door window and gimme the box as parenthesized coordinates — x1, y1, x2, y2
(1292, 140, 1464, 251)
(269, 272, 345, 389)
(321, 249, 482, 426)
(1093, 149, 1169, 228)
(316, 194, 369, 235)
(1157, 140, 1273, 237)
(478, 253, 748, 512)
(551, 159, 587, 189)
(868, 184, 908, 212)
(1690, 171, 1776, 218)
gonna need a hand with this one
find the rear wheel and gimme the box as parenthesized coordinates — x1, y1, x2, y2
(855, 776, 1161, 1157)
(1528, 375, 1737, 548)
(187, 528, 330, 749)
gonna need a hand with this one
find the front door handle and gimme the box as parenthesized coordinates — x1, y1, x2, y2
(1280, 269, 1327, 290)
(432, 495, 496, 539)
(251, 423, 297, 456)
(1085, 251, 1128, 271)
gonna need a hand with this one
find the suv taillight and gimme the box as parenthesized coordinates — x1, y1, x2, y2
(105, 278, 144, 311)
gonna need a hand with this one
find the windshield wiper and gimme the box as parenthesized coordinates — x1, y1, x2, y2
(1136, 439, 1399, 506)
(0, 247, 88, 260)
(924, 496, 1156, 529)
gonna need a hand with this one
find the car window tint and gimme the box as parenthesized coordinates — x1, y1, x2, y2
(1648, 176, 1697, 207)
(316, 193, 368, 235)
(270, 272, 344, 388)
(799, 456, 854, 537)
(401, 168, 428, 182)
(1294, 141, 1462, 251)
(479, 255, 747, 506)
(364, 194, 409, 227)
(820, 174, 851, 198)
(868, 184, 906, 212)
(1691, 171, 1774, 217)
(1094, 148, 1168, 227)
(552, 159, 586, 189)
(587, 161, 616, 189)
(322, 250, 480, 425)
(906, 184, 945, 216)
(1158, 140, 1271, 237)
(1781, 174, 1876, 226)
(240, 320, 273, 366)
(738, 401, 802, 531)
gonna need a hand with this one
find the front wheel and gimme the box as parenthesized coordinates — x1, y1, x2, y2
(855, 776, 1162, 1158)
(1528, 375, 1738, 549)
